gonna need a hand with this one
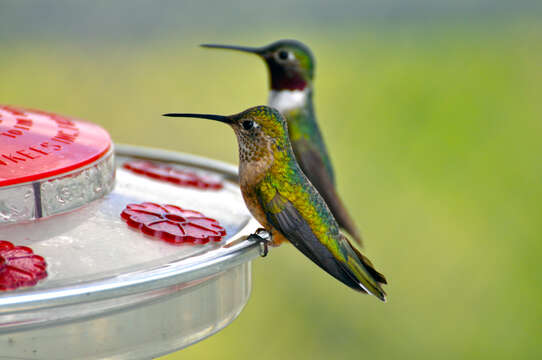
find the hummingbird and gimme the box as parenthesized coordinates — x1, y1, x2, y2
(163, 106, 387, 301)
(201, 40, 363, 245)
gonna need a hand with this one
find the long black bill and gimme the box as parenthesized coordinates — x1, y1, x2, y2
(200, 43, 264, 55)
(162, 113, 232, 124)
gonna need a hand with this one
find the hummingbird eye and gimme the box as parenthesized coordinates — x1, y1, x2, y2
(277, 50, 292, 62)
(242, 120, 255, 130)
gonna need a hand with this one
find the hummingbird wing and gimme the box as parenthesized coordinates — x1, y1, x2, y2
(261, 190, 386, 301)
(293, 137, 363, 245)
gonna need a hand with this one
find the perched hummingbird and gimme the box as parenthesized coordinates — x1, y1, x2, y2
(201, 40, 363, 245)
(163, 106, 387, 301)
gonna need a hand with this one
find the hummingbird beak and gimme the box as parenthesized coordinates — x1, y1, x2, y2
(163, 113, 233, 124)
(200, 43, 265, 56)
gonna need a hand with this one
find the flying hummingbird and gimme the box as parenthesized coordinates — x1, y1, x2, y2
(163, 106, 386, 301)
(201, 40, 363, 245)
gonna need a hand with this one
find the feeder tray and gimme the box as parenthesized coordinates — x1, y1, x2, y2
(0, 106, 262, 359)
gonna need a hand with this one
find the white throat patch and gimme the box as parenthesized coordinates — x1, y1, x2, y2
(268, 88, 309, 113)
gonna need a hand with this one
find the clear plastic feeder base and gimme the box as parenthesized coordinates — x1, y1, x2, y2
(0, 145, 262, 359)
(1, 262, 252, 360)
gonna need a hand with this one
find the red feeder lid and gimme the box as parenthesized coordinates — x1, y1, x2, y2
(0, 105, 111, 187)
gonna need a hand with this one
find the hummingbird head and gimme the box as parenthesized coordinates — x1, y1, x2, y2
(164, 106, 291, 163)
(201, 40, 315, 91)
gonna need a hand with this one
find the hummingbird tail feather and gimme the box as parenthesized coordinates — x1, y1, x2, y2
(352, 246, 387, 285)
(341, 235, 387, 302)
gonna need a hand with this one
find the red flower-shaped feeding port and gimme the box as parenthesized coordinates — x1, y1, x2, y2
(0, 241, 48, 291)
(123, 161, 223, 190)
(121, 202, 227, 244)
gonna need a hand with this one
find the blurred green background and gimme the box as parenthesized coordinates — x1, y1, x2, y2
(1, 1, 541, 359)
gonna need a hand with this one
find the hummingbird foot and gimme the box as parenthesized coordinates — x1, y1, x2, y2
(248, 228, 272, 257)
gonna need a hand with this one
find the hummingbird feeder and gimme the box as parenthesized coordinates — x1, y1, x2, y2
(0, 105, 264, 359)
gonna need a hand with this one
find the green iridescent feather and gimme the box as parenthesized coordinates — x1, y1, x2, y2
(255, 138, 386, 300)
(283, 91, 335, 185)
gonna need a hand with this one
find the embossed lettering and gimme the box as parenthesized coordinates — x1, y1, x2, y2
(16, 118, 32, 127)
(40, 142, 62, 151)
(52, 130, 78, 144)
(16, 149, 40, 160)
(0, 117, 32, 139)
(29, 146, 49, 155)
(0, 143, 63, 168)
(51, 116, 75, 127)
(58, 122, 77, 129)
(2, 106, 25, 116)
(2, 153, 26, 163)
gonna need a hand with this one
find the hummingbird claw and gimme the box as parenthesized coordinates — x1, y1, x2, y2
(248, 228, 272, 257)
(259, 240, 268, 257)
